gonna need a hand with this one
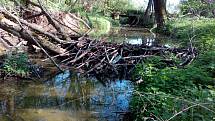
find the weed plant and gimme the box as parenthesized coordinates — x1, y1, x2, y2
(131, 53, 215, 121)
(3, 51, 30, 77)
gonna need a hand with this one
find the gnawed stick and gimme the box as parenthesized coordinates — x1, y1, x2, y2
(41, 50, 73, 62)
(84, 57, 106, 74)
(104, 46, 119, 75)
(0, 10, 66, 54)
(123, 55, 154, 60)
(53, 17, 81, 36)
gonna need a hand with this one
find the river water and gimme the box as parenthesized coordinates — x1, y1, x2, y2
(93, 27, 179, 48)
(0, 70, 133, 121)
(0, 27, 176, 121)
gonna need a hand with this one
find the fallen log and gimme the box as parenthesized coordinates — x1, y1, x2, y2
(0, 13, 66, 54)
(2, 10, 65, 44)
(37, 0, 71, 42)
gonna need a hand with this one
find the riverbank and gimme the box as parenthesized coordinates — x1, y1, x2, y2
(130, 17, 215, 121)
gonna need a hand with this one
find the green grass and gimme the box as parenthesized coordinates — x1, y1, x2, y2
(88, 15, 111, 37)
(130, 18, 215, 121)
(166, 18, 215, 52)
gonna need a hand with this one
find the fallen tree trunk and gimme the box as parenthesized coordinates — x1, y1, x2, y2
(37, 0, 71, 42)
(0, 14, 66, 54)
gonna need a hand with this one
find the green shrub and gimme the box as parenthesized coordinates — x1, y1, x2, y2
(180, 0, 215, 17)
(131, 55, 215, 121)
(192, 51, 215, 77)
(3, 52, 30, 77)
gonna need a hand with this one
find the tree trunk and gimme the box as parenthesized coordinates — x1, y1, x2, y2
(153, 0, 166, 29)
(144, 0, 153, 16)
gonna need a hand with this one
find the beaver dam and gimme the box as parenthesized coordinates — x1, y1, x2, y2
(0, 2, 195, 79)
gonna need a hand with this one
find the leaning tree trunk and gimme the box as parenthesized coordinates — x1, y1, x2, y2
(144, 0, 153, 16)
(153, 0, 166, 29)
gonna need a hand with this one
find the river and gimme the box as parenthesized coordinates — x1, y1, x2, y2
(0, 70, 133, 121)
(0, 27, 177, 121)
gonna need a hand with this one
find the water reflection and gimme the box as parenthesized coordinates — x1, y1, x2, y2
(101, 27, 158, 46)
(0, 71, 133, 121)
(125, 36, 156, 46)
(94, 27, 180, 48)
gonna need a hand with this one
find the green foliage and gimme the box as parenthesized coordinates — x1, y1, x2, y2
(166, 18, 215, 51)
(38, 0, 75, 12)
(43, 0, 134, 14)
(3, 52, 30, 77)
(180, 0, 215, 17)
(107, 0, 134, 13)
(131, 55, 215, 121)
(0, 0, 15, 8)
(88, 15, 111, 37)
(192, 51, 215, 77)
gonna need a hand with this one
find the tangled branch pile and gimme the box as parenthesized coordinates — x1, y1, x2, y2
(0, 0, 196, 78)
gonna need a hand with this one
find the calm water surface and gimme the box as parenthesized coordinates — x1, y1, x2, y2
(93, 27, 179, 48)
(0, 70, 133, 121)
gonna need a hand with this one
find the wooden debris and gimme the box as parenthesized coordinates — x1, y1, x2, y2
(0, 1, 197, 77)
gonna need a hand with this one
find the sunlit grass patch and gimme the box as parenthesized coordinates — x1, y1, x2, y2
(167, 18, 215, 51)
(88, 16, 111, 37)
